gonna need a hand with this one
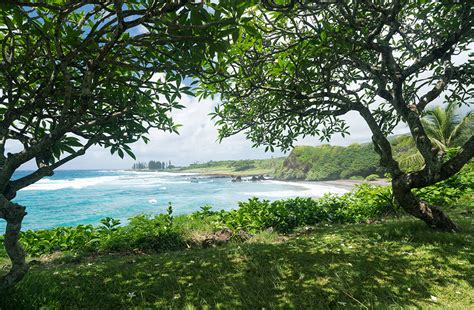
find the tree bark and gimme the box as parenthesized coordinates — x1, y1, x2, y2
(0, 199, 28, 290)
(392, 178, 460, 232)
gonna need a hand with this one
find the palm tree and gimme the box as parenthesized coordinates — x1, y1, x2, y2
(399, 102, 472, 169)
(422, 102, 472, 150)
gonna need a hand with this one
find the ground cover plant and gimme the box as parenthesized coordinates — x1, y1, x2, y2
(2, 163, 471, 259)
(0, 210, 472, 309)
(0, 165, 472, 307)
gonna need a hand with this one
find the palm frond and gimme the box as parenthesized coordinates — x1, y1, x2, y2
(421, 103, 472, 149)
(450, 111, 473, 146)
(399, 152, 425, 170)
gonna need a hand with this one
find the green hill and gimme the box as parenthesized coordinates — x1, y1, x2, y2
(277, 143, 381, 180)
(275, 135, 422, 181)
(178, 158, 285, 176)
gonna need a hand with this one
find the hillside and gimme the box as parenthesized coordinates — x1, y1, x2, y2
(276, 135, 421, 181)
(177, 158, 285, 176)
(149, 134, 463, 181)
(277, 143, 381, 180)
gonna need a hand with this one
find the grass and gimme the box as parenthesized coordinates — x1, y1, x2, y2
(1, 211, 473, 309)
(174, 158, 285, 177)
(179, 166, 275, 177)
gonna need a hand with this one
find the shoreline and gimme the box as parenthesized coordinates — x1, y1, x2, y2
(129, 169, 390, 190)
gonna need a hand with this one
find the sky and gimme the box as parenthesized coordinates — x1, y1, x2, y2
(6, 7, 470, 171)
(28, 94, 409, 170)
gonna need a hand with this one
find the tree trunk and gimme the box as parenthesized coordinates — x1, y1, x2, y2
(0, 201, 28, 290)
(392, 179, 460, 232)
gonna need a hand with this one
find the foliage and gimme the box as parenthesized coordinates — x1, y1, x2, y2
(0, 0, 255, 286)
(231, 160, 256, 171)
(20, 225, 99, 257)
(2, 213, 474, 309)
(6, 165, 471, 258)
(101, 205, 184, 252)
(415, 162, 474, 207)
(399, 103, 473, 169)
(277, 144, 382, 180)
(218, 184, 395, 233)
(422, 102, 473, 150)
(198, 0, 473, 230)
(17, 205, 183, 257)
(0, 1, 249, 192)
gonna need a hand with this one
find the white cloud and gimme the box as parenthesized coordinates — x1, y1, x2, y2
(10, 94, 412, 170)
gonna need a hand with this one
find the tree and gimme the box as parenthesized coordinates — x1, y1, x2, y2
(200, 1, 473, 231)
(422, 102, 472, 151)
(0, 0, 247, 288)
(400, 103, 472, 168)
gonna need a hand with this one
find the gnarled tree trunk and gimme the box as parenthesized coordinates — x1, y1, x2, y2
(392, 178, 459, 232)
(0, 198, 28, 290)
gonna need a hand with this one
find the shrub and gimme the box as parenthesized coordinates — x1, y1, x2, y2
(20, 224, 101, 257)
(414, 162, 473, 206)
(218, 184, 397, 233)
(18, 205, 184, 257)
(349, 175, 364, 180)
(99, 205, 184, 252)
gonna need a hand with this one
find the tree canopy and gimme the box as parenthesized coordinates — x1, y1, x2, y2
(199, 0, 473, 230)
(0, 0, 252, 289)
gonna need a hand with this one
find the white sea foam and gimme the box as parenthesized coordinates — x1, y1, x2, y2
(243, 180, 348, 198)
(123, 171, 198, 177)
(148, 199, 158, 204)
(22, 176, 121, 191)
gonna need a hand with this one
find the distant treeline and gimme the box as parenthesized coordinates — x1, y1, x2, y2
(132, 160, 175, 170)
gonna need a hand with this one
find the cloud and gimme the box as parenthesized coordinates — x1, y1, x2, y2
(50, 94, 411, 170)
(8, 91, 414, 170)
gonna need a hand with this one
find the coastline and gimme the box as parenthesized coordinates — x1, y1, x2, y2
(129, 169, 390, 190)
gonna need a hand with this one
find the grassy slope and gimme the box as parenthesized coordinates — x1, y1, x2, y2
(1, 212, 472, 309)
(177, 158, 285, 177)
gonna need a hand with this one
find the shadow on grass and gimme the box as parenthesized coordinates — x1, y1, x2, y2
(0, 214, 473, 309)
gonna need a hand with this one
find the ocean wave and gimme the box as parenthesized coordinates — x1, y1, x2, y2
(122, 171, 198, 177)
(242, 180, 349, 198)
(22, 176, 121, 191)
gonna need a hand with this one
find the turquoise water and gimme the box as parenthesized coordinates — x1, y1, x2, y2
(2, 170, 348, 231)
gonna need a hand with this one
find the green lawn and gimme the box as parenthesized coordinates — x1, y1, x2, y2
(1, 213, 473, 309)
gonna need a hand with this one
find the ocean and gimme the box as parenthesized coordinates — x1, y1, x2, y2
(2, 170, 349, 231)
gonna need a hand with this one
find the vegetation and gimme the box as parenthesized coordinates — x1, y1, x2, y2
(277, 144, 381, 180)
(178, 158, 285, 177)
(132, 160, 174, 170)
(199, 1, 473, 231)
(1, 208, 473, 308)
(400, 102, 473, 169)
(2, 163, 471, 260)
(0, 0, 249, 288)
(1, 164, 471, 306)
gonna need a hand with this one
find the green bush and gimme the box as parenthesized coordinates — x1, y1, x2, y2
(350, 175, 364, 180)
(20, 224, 100, 257)
(218, 184, 396, 233)
(414, 162, 473, 207)
(18, 205, 184, 257)
(99, 205, 184, 252)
